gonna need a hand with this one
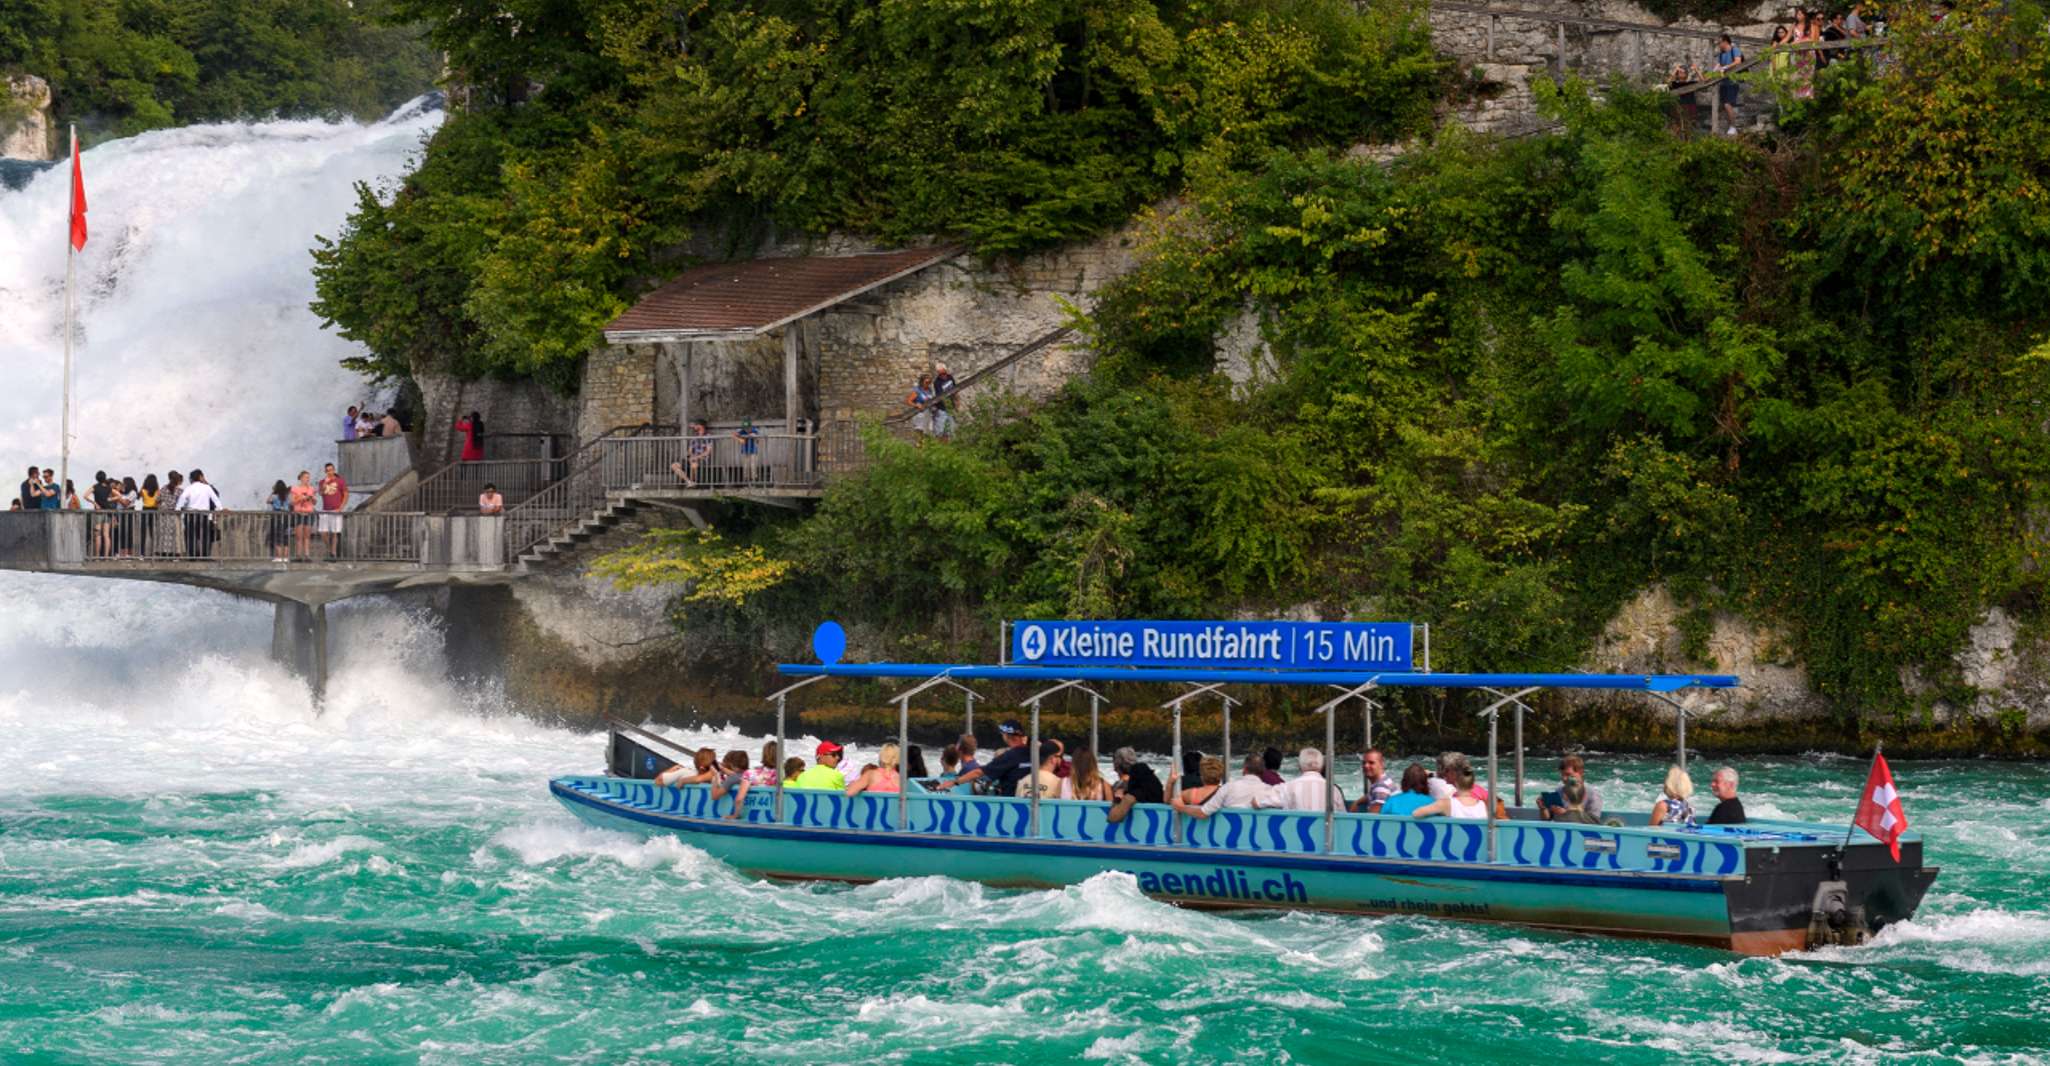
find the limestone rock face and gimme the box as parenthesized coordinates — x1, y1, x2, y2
(2, 75, 54, 161)
(1583, 585, 1820, 721)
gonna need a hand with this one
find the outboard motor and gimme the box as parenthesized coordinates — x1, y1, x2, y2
(1806, 880, 1870, 948)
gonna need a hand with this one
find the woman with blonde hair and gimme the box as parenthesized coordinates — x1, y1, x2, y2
(846, 742, 902, 796)
(1060, 747, 1113, 802)
(1649, 765, 1696, 827)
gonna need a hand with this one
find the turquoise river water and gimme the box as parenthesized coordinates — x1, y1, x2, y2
(3, 611, 2048, 1064)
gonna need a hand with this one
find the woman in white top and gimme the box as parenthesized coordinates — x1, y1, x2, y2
(1412, 763, 1489, 819)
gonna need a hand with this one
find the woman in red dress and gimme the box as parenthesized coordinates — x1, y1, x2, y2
(456, 410, 485, 462)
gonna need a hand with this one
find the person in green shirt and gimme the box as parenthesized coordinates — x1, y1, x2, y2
(791, 741, 847, 790)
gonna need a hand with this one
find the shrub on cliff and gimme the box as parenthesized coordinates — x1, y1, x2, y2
(312, 0, 1445, 379)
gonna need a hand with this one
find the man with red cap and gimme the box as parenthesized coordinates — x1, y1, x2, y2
(791, 740, 847, 790)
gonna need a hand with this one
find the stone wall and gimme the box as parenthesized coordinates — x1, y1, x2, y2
(1431, 0, 1792, 134)
(414, 371, 579, 464)
(2, 75, 53, 161)
(578, 228, 1139, 434)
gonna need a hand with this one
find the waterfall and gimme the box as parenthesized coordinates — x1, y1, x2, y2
(0, 99, 449, 708)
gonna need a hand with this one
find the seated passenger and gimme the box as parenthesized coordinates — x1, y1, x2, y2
(906, 744, 930, 778)
(948, 720, 1032, 795)
(1060, 747, 1113, 802)
(1358, 748, 1397, 812)
(956, 733, 981, 776)
(1258, 748, 1332, 812)
(724, 745, 780, 820)
(1016, 741, 1063, 798)
(1171, 756, 1225, 806)
(783, 756, 805, 780)
(1412, 763, 1487, 819)
(1706, 766, 1746, 824)
(1650, 765, 1696, 827)
(1539, 754, 1604, 821)
(1375, 764, 1434, 817)
(1549, 777, 1600, 824)
(935, 744, 964, 791)
(791, 741, 847, 790)
(1258, 747, 1285, 786)
(1172, 754, 1274, 818)
(656, 747, 719, 788)
(749, 742, 781, 786)
(1107, 747, 1166, 824)
(1427, 751, 1463, 801)
(709, 750, 750, 803)
(1053, 739, 1073, 780)
(846, 742, 902, 796)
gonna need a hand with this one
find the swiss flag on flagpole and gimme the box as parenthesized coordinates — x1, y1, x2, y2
(68, 127, 87, 251)
(1852, 748, 1908, 862)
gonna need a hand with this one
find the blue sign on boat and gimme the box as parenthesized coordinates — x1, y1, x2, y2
(1010, 619, 1415, 672)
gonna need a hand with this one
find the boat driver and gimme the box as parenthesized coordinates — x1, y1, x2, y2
(944, 720, 1034, 796)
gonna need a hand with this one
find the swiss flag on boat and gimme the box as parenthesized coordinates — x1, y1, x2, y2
(68, 128, 87, 251)
(1853, 750, 1908, 862)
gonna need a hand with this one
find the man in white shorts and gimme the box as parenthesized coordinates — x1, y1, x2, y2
(317, 462, 349, 558)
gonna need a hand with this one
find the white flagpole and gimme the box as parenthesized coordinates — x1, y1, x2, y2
(60, 124, 76, 501)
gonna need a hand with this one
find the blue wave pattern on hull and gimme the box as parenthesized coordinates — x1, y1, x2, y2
(556, 777, 1745, 879)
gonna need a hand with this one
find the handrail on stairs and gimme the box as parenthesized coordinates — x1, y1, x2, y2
(500, 424, 677, 562)
(881, 326, 1076, 426)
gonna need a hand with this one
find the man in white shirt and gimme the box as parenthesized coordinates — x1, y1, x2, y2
(1259, 748, 1333, 812)
(1172, 754, 1275, 818)
(174, 470, 222, 557)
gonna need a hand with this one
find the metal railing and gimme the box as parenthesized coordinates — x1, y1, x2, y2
(600, 432, 820, 491)
(501, 424, 676, 559)
(83, 510, 426, 563)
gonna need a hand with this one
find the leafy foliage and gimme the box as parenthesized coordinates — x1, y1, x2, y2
(312, 0, 1444, 380)
(589, 529, 793, 605)
(0, 0, 437, 136)
(692, 12, 2050, 709)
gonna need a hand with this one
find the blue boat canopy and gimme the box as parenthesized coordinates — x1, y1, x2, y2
(775, 662, 1739, 693)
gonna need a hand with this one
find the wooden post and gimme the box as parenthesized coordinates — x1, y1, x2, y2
(1557, 21, 1567, 77)
(783, 327, 801, 435)
(1487, 15, 1497, 60)
(678, 343, 692, 433)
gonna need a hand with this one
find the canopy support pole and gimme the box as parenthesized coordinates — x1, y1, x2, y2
(1221, 698, 1232, 778)
(1645, 691, 1699, 774)
(1323, 703, 1338, 853)
(1514, 702, 1525, 807)
(897, 694, 910, 831)
(1170, 703, 1182, 844)
(1029, 698, 1042, 837)
(1089, 691, 1101, 760)
(762, 674, 827, 823)
(964, 689, 977, 738)
(1475, 687, 1539, 865)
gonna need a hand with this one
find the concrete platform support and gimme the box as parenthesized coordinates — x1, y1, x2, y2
(271, 601, 329, 702)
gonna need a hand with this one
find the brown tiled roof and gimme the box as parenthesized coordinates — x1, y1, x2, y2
(603, 246, 963, 341)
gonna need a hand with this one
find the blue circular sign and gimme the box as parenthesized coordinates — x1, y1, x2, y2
(812, 621, 847, 665)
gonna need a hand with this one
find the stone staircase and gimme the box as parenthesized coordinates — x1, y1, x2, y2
(513, 493, 647, 570)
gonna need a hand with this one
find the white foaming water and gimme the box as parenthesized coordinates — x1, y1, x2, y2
(0, 101, 446, 720)
(0, 102, 441, 502)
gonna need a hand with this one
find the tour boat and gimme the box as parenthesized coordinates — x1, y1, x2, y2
(550, 621, 1938, 955)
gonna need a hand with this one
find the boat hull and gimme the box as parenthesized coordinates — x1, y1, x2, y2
(551, 776, 1932, 954)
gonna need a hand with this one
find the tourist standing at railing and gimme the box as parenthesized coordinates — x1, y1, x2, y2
(266, 480, 291, 563)
(177, 469, 222, 558)
(136, 474, 163, 559)
(343, 405, 360, 442)
(378, 411, 402, 439)
(457, 411, 485, 462)
(89, 472, 114, 556)
(906, 374, 936, 437)
(931, 363, 957, 439)
(289, 471, 318, 561)
(18, 465, 36, 510)
(112, 477, 136, 557)
(318, 463, 349, 559)
(35, 469, 59, 511)
(478, 483, 504, 516)
(355, 409, 377, 439)
(1713, 34, 1744, 136)
(735, 418, 760, 483)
